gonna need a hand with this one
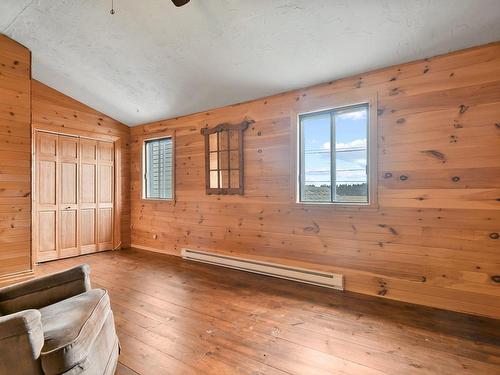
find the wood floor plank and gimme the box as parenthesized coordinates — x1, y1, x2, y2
(116, 362, 140, 375)
(35, 248, 500, 375)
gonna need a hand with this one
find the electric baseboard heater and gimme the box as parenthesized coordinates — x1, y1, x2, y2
(181, 248, 344, 290)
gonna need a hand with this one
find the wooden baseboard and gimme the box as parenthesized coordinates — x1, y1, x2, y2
(0, 269, 35, 287)
(130, 243, 181, 257)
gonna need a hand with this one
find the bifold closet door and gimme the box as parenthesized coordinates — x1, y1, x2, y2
(35, 133, 79, 261)
(35, 132, 114, 262)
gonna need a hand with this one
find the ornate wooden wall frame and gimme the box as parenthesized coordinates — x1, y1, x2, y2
(201, 119, 254, 195)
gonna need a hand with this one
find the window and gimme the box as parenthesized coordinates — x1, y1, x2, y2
(298, 103, 371, 204)
(201, 120, 252, 195)
(143, 137, 173, 200)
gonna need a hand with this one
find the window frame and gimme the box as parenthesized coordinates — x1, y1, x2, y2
(200, 120, 252, 195)
(294, 94, 378, 208)
(142, 134, 175, 201)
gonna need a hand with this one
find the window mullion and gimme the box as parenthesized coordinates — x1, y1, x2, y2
(147, 142, 152, 198)
(156, 142, 160, 198)
(331, 111, 336, 203)
(160, 140, 165, 198)
(217, 132, 221, 188)
(227, 131, 231, 188)
(299, 118, 305, 202)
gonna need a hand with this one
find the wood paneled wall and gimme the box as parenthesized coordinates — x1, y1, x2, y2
(31, 80, 131, 248)
(0, 36, 32, 282)
(130, 42, 500, 319)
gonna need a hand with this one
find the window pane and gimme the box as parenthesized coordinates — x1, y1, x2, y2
(334, 106, 368, 203)
(219, 151, 229, 170)
(145, 138, 173, 199)
(209, 133, 218, 152)
(300, 112, 331, 202)
(209, 152, 218, 170)
(220, 170, 229, 188)
(219, 131, 229, 151)
(210, 171, 219, 188)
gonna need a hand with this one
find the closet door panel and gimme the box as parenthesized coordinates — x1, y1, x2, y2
(81, 164, 96, 203)
(38, 161, 56, 205)
(60, 138, 78, 159)
(81, 139, 97, 161)
(58, 135, 79, 258)
(80, 209, 96, 245)
(38, 211, 56, 259)
(60, 210, 78, 256)
(61, 162, 77, 204)
(99, 142, 113, 162)
(80, 139, 98, 254)
(99, 165, 113, 204)
(97, 141, 114, 251)
(38, 134, 57, 157)
(35, 132, 58, 262)
(98, 208, 113, 244)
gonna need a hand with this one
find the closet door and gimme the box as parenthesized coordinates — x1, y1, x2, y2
(35, 132, 115, 262)
(58, 135, 79, 258)
(80, 139, 98, 254)
(97, 141, 114, 251)
(35, 132, 58, 262)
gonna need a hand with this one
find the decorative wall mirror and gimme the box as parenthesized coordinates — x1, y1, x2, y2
(201, 119, 254, 195)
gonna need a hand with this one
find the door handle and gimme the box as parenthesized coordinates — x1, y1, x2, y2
(65, 206, 71, 210)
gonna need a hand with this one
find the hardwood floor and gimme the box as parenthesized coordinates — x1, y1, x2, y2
(36, 248, 500, 375)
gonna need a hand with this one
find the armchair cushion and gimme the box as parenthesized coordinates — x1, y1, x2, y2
(39, 288, 111, 375)
(0, 309, 44, 375)
(0, 309, 43, 343)
(0, 264, 91, 315)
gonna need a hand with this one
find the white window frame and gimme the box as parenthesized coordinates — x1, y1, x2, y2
(142, 135, 175, 201)
(295, 95, 378, 208)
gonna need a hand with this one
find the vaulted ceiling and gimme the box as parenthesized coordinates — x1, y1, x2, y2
(1, 0, 500, 126)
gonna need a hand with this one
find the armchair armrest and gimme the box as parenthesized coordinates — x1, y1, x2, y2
(0, 264, 91, 315)
(0, 309, 44, 375)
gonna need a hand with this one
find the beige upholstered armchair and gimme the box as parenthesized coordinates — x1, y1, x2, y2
(0, 265, 119, 375)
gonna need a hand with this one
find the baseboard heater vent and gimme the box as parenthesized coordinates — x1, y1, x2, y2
(181, 248, 344, 290)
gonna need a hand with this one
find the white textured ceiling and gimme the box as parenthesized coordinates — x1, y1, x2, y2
(1, 0, 500, 126)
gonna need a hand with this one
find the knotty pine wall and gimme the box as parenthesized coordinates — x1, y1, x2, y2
(131, 42, 500, 319)
(31, 80, 131, 248)
(0, 36, 32, 282)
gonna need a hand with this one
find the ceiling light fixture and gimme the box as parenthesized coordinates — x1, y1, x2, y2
(172, 0, 190, 6)
(110, 0, 115, 14)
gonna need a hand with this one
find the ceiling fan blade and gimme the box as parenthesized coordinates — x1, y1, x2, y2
(171, 0, 190, 6)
